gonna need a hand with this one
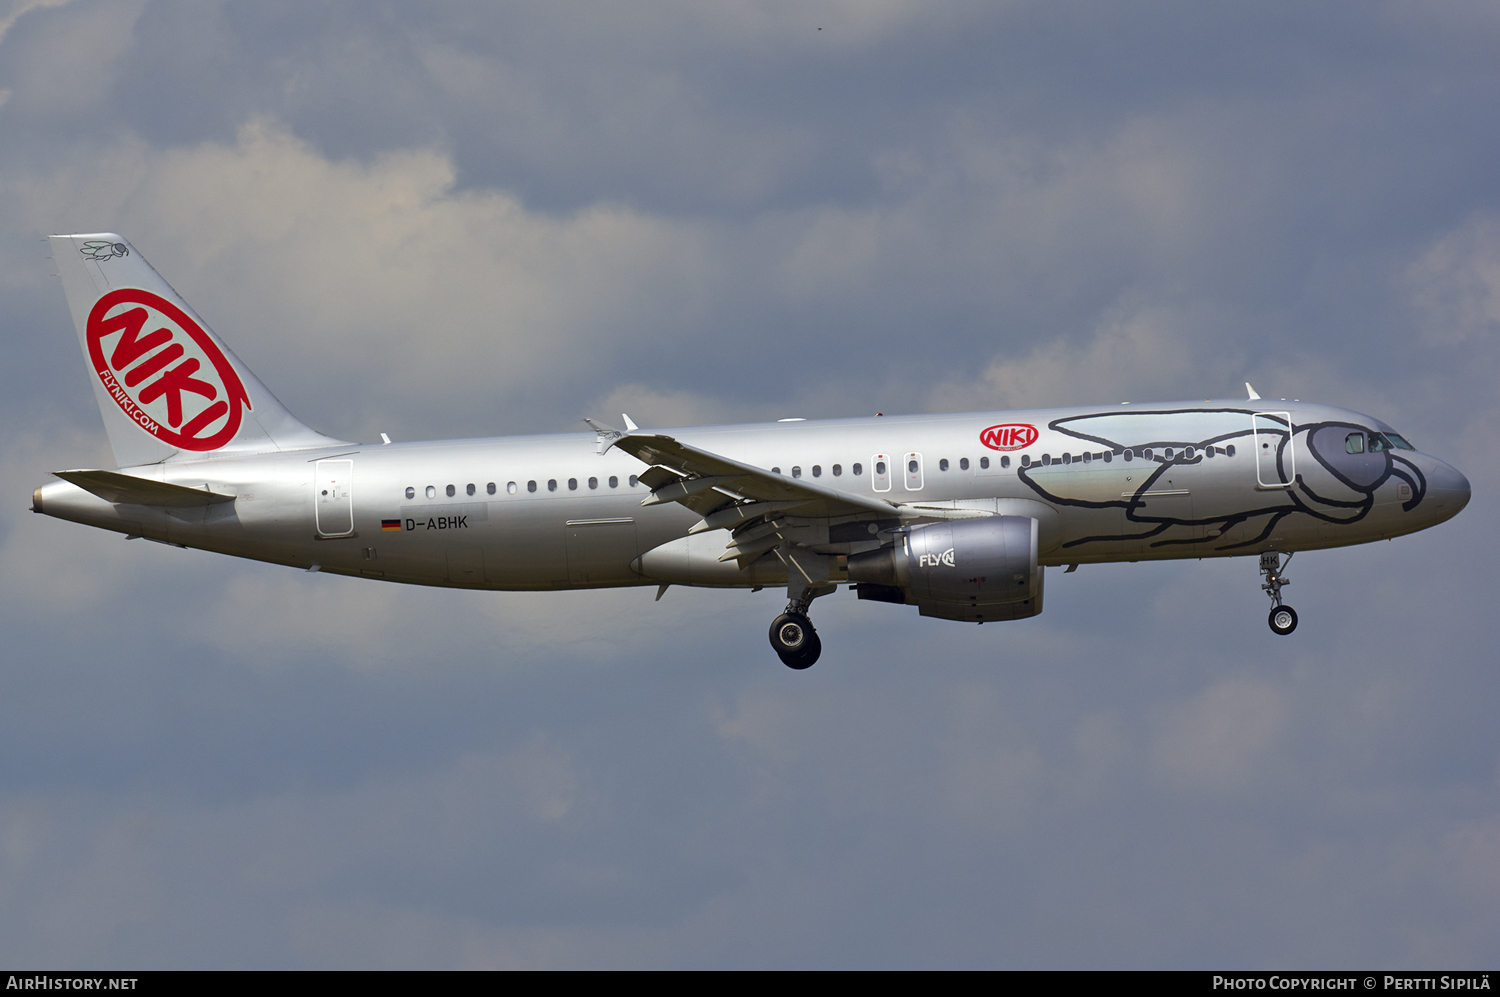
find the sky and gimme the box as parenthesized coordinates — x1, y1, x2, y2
(0, 0, 1497, 969)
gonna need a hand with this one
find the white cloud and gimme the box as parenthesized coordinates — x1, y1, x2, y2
(927, 301, 1216, 411)
(0, 0, 81, 48)
(9, 119, 721, 438)
(1406, 214, 1500, 347)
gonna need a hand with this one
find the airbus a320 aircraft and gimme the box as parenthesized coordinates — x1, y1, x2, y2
(33, 234, 1471, 668)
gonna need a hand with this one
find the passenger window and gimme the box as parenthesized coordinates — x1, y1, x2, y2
(1164, 449, 1173, 460)
(1018, 455, 1027, 467)
(939, 458, 949, 471)
(1082, 452, 1091, 464)
(527, 480, 537, 493)
(1184, 447, 1195, 460)
(466, 483, 475, 496)
(1102, 451, 1112, 463)
(1041, 454, 1051, 466)
(426, 485, 436, 499)
(507, 481, 517, 494)
(960, 457, 969, 470)
(1123, 449, 1133, 461)
(853, 463, 863, 475)
(1226, 445, 1235, 457)
(772, 467, 781, 475)
(1346, 433, 1365, 454)
(547, 479, 557, 492)
(792, 466, 802, 478)
(405, 486, 415, 499)
(812, 465, 822, 477)
(1001, 456, 1011, 468)
(981, 456, 990, 469)
(487, 482, 496, 495)
(832, 464, 842, 476)
(1142, 449, 1153, 461)
(609, 476, 619, 488)
(568, 478, 578, 490)
(588, 477, 598, 489)
(629, 475, 639, 487)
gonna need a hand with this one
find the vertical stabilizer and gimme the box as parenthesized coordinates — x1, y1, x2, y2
(48, 233, 347, 468)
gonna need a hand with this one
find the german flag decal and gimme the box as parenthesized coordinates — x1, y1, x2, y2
(381, 519, 402, 532)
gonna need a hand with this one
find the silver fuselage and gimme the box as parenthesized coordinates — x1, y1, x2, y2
(33, 401, 1470, 591)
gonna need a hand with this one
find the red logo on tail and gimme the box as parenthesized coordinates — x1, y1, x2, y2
(979, 423, 1038, 451)
(86, 288, 251, 451)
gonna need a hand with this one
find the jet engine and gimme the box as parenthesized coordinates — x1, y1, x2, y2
(847, 516, 1043, 623)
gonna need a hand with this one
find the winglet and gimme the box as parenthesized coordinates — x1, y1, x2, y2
(583, 417, 625, 455)
(622, 413, 639, 433)
(1245, 382, 1261, 400)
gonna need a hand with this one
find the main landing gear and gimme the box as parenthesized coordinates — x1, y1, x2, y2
(770, 613, 821, 669)
(769, 580, 836, 669)
(1260, 551, 1297, 635)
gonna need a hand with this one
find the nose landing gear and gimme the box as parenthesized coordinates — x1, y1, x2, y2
(1260, 551, 1297, 635)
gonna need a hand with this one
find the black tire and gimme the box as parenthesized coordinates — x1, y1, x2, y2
(770, 613, 811, 652)
(779, 631, 821, 669)
(770, 613, 821, 669)
(1268, 605, 1298, 635)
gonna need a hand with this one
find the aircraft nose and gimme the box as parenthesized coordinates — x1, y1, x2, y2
(1424, 460, 1471, 522)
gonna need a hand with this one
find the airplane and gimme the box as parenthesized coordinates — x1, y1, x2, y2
(32, 233, 1471, 668)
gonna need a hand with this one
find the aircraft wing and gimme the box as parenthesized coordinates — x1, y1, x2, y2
(607, 428, 997, 568)
(611, 430, 896, 519)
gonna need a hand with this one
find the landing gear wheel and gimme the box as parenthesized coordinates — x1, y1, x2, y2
(770, 613, 822, 669)
(1268, 605, 1298, 636)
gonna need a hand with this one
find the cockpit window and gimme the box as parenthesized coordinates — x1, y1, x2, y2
(1345, 432, 1365, 454)
(1385, 433, 1415, 450)
(1368, 433, 1393, 452)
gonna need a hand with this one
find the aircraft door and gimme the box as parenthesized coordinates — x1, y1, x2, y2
(903, 452, 924, 490)
(314, 459, 354, 536)
(872, 454, 891, 492)
(1253, 412, 1296, 489)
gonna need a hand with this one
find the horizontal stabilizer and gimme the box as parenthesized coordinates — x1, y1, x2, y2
(53, 469, 236, 507)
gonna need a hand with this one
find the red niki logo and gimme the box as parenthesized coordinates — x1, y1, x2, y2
(86, 288, 251, 451)
(979, 423, 1038, 451)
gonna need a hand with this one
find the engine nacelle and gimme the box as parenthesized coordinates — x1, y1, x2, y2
(848, 516, 1043, 623)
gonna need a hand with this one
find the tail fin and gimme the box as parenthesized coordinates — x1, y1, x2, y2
(48, 233, 347, 467)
